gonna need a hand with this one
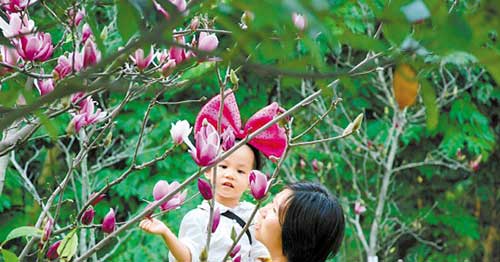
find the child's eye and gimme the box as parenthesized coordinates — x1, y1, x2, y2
(238, 170, 245, 174)
(219, 165, 228, 169)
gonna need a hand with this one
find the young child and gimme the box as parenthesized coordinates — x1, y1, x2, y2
(140, 90, 287, 262)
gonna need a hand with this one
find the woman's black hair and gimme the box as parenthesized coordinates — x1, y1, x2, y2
(280, 182, 345, 262)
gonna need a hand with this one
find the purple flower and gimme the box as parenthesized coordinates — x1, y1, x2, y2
(102, 208, 116, 233)
(354, 201, 366, 215)
(152, 180, 187, 211)
(81, 23, 93, 43)
(169, 35, 187, 64)
(197, 32, 219, 52)
(292, 13, 306, 30)
(186, 120, 220, 167)
(249, 170, 270, 200)
(131, 47, 155, 71)
(35, 78, 54, 96)
(81, 206, 95, 225)
(170, 120, 191, 145)
(197, 178, 213, 200)
(230, 244, 241, 258)
(82, 39, 101, 68)
(221, 127, 235, 151)
(161, 59, 176, 77)
(46, 240, 61, 260)
(68, 8, 85, 27)
(211, 207, 220, 233)
(42, 218, 53, 242)
(70, 97, 106, 132)
(15, 32, 54, 62)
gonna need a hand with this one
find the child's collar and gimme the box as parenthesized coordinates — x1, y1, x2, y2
(198, 200, 253, 213)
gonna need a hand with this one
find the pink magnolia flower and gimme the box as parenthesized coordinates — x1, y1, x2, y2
(152, 180, 187, 211)
(169, 35, 187, 64)
(35, 78, 55, 96)
(46, 240, 61, 260)
(81, 23, 93, 44)
(67, 7, 85, 27)
(53, 52, 83, 80)
(170, 120, 191, 145)
(469, 155, 482, 172)
(221, 127, 235, 151)
(354, 201, 366, 215)
(211, 207, 220, 233)
(312, 159, 320, 172)
(71, 97, 106, 132)
(161, 59, 176, 77)
(42, 218, 52, 242)
(102, 208, 116, 233)
(15, 32, 53, 62)
(70, 91, 86, 106)
(156, 49, 169, 64)
(249, 170, 270, 200)
(0, 12, 35, 38)
(82, 39, 101, 68)
(1, 0, 38, 13)
(299, 158, 306, 169)
(197, 178, 213, 200)
(190, 17, 200, 31)
(185, 120, 220, 167)
(81, 206, 95, 225)
(230, 244, 241, 258)
(0, 45, 19, 75)
(292, 13, 306, 31)
(233, 255, 241, 262)
(89, 192, 106, 206)
(130, 47, 155, 71)
(197, 32, 218, 52)
(152, 0, 186, 20)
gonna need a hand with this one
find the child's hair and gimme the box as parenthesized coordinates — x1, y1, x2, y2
(237, 140, 261, 170)
(278, 182, 345, 262)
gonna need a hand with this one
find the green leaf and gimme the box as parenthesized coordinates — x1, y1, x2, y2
(179, 62, 216, 82)
(2, 226, 42, 246)
(1, 249, 19, 262)
(57, 229, 78, 262)
(116, 0, 140, 42)
(421, 80, 438, 130)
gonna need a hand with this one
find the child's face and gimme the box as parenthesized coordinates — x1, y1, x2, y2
(206, 144, 255, 206)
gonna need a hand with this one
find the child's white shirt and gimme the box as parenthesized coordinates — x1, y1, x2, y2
(168, 200, 270, 262)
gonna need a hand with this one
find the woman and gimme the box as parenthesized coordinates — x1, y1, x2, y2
(254, 182, 345, 262)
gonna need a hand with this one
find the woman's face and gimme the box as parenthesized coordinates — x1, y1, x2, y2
(254, 188, 293, 251)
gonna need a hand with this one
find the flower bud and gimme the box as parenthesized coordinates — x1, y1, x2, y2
(211, 207, 220, 233)
(46, 240, 61, 260)
(102, 208, 116, 233)
(42, 218, 53, 242)
(198, 32, 219, 52)
(354, 201, 366, 215)
(249, 170, 270, 200)
(197, 178, 213, 200)
(170, 120, 191, 145)
(81, 206, 95, 225)
(230, 244, 241, 258)
(292, 13, 306, 30)
(221, 128, 235, 151)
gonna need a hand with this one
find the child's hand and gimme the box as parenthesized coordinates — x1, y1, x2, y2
(139, 218, 168, 235)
